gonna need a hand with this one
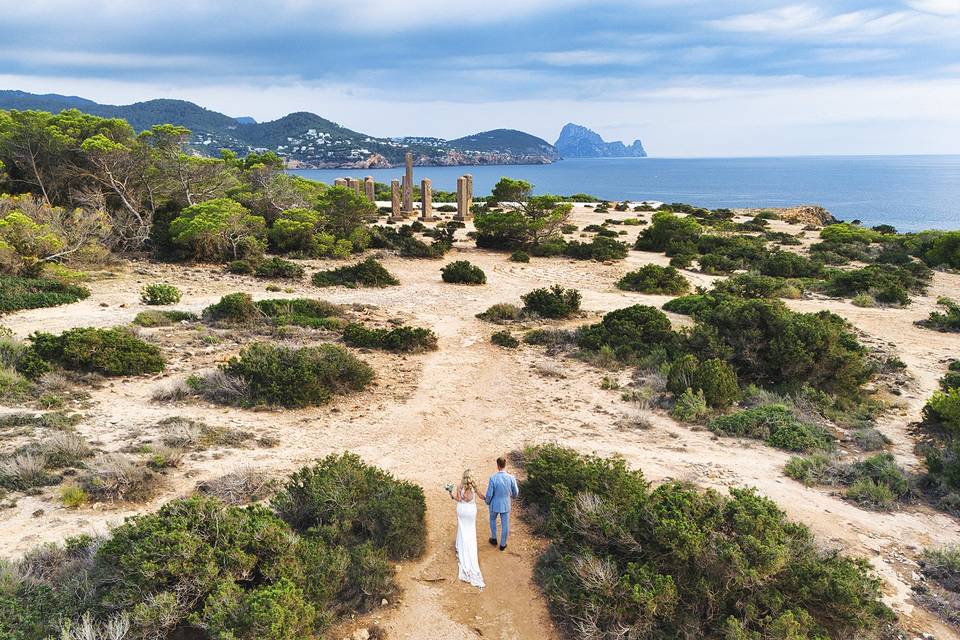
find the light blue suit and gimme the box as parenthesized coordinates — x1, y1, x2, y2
(484, 470, 519, 546)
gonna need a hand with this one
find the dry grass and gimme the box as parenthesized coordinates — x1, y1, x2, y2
(42, 432, 93, 468)
(150, 378, 192, 402)
(196, 467, 277, 505)
(194, 369, 250, 405)
(157, 416, 251, 450)
(0, 452, 49, 489)
(81, 454, 163, 503)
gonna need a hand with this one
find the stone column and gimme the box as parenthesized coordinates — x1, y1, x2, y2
(390, 179, 402, 221)
(346, 177, 360, 195)
(334, 178, 347, 187)
(454, 176, 467, 220)
(420, 178, 433, 221)
(402, 152, 414, 215)
(464, 173, 474, 220)
(364, 176, 375, 201)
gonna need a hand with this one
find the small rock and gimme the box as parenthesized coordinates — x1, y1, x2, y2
(351, 630, 369, 640)
(99, 302, 109, 307)
(380, 598, 388, 606)
(31, 509, 44, 518)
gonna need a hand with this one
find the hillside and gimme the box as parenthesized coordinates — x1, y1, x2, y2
(0, 90, 559, 168)
(555, 122, 647, 158)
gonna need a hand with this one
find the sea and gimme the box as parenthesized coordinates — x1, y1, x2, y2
(290, 155, 960, 232)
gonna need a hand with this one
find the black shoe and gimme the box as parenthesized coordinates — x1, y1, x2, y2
(499, 545, 507, 552)
(488, 538, 497, 546)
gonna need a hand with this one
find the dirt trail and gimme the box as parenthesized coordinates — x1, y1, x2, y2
(1, 208, 959, 638)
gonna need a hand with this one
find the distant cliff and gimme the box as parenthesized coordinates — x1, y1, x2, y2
(0, 90, 560, 168)
(555, 123, 647, 158)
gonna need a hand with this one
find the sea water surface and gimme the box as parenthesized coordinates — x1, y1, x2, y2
(291, 155, 960, 231)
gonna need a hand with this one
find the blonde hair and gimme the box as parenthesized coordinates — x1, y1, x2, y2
(461, 469, 477, 493)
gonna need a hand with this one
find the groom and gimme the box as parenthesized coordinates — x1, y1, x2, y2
(484, 456, 519, 551)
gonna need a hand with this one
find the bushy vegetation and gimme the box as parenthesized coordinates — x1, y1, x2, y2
(491, 330, 520, 348)
(133, 309, 198, 327)
(666, 355, 739, 408)
(254, 297, 343, 329)
(441, 260, 486, 284)
(521, 285, 581, 319)
(139, 282, 182, 305)
(795, 452, 912, 510)
(617, 264, 690, 295)
(169, 197, 267, 262)
(509, 250, 530, 263)
(819, 264, 930, 306)
(254, 256, 305, 279)
(29, 326, 165, 376)
(709, 404, 833, 452)
(475, 178, 572, 249)
(370, 224, 451, 258)
(577, 304, 676, 361)
(311, 257, 399, 288)
(634, 210, 702, 253)
(203, 292, 260, 324)
(342, 323, 438, 352)
(0, 454, 424, 640)
(686, 298, 869, 397)
(0, 276, 89, 314)
(222, 342, 374, 407)
(476, 303, 522, 323)
(916, 366, 960, 513)
(521, 445, 893, 639)
(917, 297, 960, 332)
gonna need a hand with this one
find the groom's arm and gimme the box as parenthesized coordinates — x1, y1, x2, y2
(510, 475, 519, 498)
(484, 478, 493, 505)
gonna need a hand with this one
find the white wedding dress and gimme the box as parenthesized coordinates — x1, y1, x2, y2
(455, 490, 485, 588)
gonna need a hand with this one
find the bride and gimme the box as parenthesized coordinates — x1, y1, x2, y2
(448, 469, 485, 589)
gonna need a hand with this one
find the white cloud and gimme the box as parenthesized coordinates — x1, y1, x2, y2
(907, 0, 960, 16)
(710, 4, 920, 39)
(0, 48, 213, 70)
(529, 49, 652, 66)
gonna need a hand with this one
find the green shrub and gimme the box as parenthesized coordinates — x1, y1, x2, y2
(784, 453, 836, 486)
(921, 546, 960, 593)
(476, 302, 521, 323)
(846, 478, 897, 510)
(758, 251, 822, 278)
(917, 297, 960, 332)
(133, 309, 198, 327)
(509, 250, 530, 263)
(617, 265, 690, 294)
(820, 222, 879, 244)
(521, 285, 581, 319)
(226, 259, 255, 275)
(577, 304, 675, 361)
(922, 386, 960, 435)
(440, 260, 486, 284)
(922, 230, 960, 269)
(523, 328, 576, 347)
(311, 258, 399, 288)
(691, 358, 739, 408)
(520, 446, 893, 639)
(29, 327, 165, 376)
(661, 293, 716, 317)
(491, 330, 519, 348)
(169, 197, 266, 262)
(342, 323, 438, 352)
(671, 387, 708, 421)
(634, 211, 702, 252)
(851, 293, 877, 308)
(255, 298, 343, 329)
(140, 283, 182, 305)
(0, 276, 90, 314)
(708, 404, 832, 452)
(223, 342, 374, 407)
(562, 236, 628, 261)
(273, 452, 426, 560)
(255, 256, 305, 279)
(712, 273, 800, 299)
(687, 298, 869, 396)
(203, 292, 260, 323)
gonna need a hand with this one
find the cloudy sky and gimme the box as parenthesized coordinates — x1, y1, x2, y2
(2, 0, 959, 156)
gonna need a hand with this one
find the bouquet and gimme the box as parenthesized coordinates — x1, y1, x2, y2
(443, 483, 455, 494)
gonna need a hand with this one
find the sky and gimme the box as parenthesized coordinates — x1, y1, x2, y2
(1, 0, 959, 157)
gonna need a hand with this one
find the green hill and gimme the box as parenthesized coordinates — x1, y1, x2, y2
(0, 90, 559, 168)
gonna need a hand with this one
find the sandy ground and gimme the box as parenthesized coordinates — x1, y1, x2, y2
(1, 206, 958, 639)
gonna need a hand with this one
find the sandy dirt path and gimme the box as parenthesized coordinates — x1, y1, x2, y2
(1, 208, 959, 638)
